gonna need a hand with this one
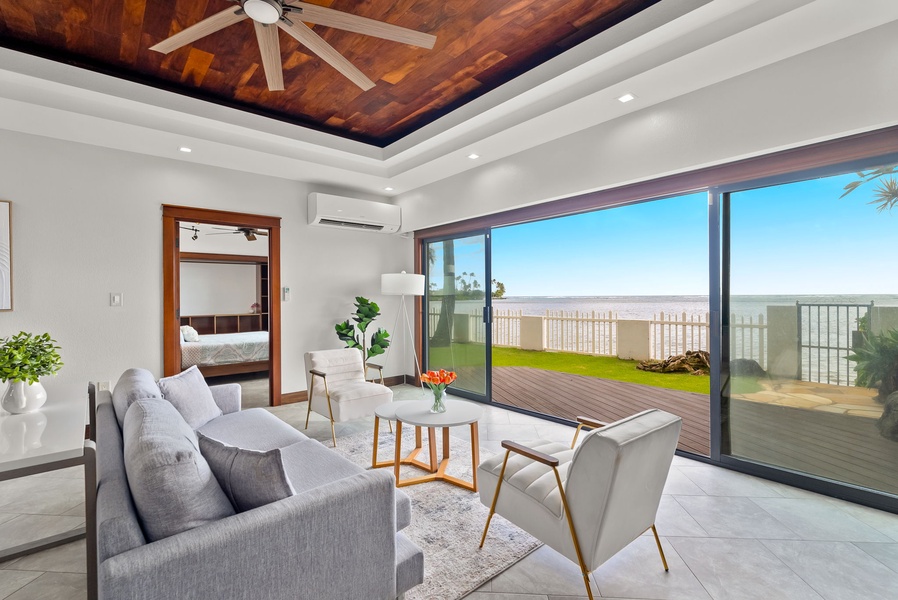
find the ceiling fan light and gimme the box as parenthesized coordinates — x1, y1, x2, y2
(243, 0, 282, 24)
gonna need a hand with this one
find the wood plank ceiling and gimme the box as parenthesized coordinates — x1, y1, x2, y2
(0, 0, 660, 146)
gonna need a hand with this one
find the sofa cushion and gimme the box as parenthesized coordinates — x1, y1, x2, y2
(95, 401, 146, 562)
(111, 368, 163, 430)
(279, 438, 412, 530)
(158, 366, 222, 429)
(196, 408, 307, 451)
(197, 433, 296, 512)
(123, 399, 235, 541)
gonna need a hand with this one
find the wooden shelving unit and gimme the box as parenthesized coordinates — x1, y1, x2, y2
(180, 313, 268, 335)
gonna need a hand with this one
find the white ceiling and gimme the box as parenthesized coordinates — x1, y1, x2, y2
(0, 0, 896, 198)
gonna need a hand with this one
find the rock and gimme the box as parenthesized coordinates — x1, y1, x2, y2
(877, 391, 898, 441)
(730, 359, 768, 378)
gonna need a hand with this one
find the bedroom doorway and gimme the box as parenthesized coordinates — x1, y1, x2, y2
(162, 205, 282, 406)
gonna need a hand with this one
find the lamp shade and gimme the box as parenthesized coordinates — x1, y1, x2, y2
(381, 271, 425, 296)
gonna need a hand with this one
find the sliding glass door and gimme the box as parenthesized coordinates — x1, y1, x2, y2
(424, 233, 491, 401)
(723, 162, 898, 497)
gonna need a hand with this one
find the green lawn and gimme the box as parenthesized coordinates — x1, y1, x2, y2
(494, 347, 712, 394)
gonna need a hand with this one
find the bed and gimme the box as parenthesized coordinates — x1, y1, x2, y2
(180, 330, 269, 377)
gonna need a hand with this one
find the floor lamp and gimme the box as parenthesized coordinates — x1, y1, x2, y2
(381, 271, 425, 393)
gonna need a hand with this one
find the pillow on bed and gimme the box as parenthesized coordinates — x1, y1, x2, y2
(158, 366, 221, 429)
(180, 325, 200, 342)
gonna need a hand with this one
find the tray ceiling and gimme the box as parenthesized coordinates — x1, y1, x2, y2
(0, 0, 660, 146)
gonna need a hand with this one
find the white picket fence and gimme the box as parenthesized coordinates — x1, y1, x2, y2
(427, 308, 767, 365)
(650, 312, 710, 360)
(545, 310, 617, 356)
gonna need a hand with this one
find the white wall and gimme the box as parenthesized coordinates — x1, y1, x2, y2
(0, 131, 413, 393)
(397, 22, 898, 231)
(180, 263, 258, 316)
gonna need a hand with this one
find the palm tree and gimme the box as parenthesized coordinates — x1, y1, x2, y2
(840, 164, 898, 212)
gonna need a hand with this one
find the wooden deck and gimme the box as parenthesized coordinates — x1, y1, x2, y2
(489, 366, 898, 495)
(730, 399, 898, 496)
(491, 366, 711, 456)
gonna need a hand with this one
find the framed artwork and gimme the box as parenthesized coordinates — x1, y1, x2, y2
(0, 201, 10, 310)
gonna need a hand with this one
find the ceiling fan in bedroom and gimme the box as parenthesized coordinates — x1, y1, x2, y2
(149, 0, 437, 91)
(180, 225, 200, 240)
(208, 226, 270, 241)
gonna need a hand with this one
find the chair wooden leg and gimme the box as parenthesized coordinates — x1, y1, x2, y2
(581, 573, 595, 600)
(570, 423, 585, 449)
(554, 467, 594, 600)
(322, 379, 337, 448)
(479, 450, 510, 548)
(651, 524, 669, 571)
(372, 416, 380, 469)
(304, 379, 314, 430)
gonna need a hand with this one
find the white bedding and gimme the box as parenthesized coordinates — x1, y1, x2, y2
(181, 331, 269, 368)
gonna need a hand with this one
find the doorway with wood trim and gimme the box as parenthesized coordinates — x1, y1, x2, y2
(162, 205, 283, 406)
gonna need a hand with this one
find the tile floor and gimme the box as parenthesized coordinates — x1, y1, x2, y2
(2, 384, 898, 599)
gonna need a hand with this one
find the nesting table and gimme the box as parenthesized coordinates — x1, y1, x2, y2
(372, 399, 483, 492)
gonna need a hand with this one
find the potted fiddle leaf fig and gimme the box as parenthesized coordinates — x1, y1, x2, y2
(335, 296, 390, 370)
(0, 332, 63, 414)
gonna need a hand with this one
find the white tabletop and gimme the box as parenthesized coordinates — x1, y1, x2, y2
(394, 399, 483, 427)
(0, 383, 88, 474)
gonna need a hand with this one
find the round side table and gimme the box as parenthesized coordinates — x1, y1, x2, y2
(391, 399, 483, 492)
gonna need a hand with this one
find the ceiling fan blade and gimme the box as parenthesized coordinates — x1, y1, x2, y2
(277, 19, 375, 91)
(255, 231, 269, 236)
(206, 232, 241, 235)
(150, 7, 248, 54)
(287, 2, 436, 49)
(253, 21, 285, 91)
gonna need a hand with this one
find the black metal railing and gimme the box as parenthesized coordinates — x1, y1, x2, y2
(797, 302, 872, 386)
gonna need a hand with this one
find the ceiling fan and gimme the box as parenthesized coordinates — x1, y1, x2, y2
(208, 226, 270, 241)
(180, 225, 200, 240)
(149, 0, 437, 92)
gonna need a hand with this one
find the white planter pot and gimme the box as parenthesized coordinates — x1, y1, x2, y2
(1, 380, 48, 414)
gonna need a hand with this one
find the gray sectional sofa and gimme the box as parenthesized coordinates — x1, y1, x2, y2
(91, 368, 423, 599)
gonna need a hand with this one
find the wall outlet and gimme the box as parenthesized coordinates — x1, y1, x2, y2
(110, 292, 123, 307)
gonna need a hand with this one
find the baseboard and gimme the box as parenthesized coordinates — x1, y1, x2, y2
(280, 391, 307, 404)
(279, 374, 417, 405)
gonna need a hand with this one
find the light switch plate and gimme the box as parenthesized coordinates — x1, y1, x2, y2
(110, 292, 123, 307)
(283, 287, 291, 301)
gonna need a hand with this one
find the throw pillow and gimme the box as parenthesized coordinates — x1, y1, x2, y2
(157, 365, 222, 429)
(111, 368, 163, 430)
(197, 433, 296, 512)
(180, 325, 200, 342)
(123, 399, 235, 542)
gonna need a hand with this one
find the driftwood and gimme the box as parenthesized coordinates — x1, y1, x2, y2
(637, 350, 711, 376)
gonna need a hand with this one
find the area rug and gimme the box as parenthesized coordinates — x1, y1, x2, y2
(334, 428, 542, 600)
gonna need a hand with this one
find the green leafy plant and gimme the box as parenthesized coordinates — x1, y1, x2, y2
(848, 329, 898, 403)
(0, 332, 63, 384)
(335, 296, 390, 365)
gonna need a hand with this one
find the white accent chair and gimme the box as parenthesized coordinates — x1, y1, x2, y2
(304, 348, 393, 447)
(478, 409, 682, 600)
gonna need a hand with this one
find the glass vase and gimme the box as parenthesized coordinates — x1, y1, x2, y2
(430, 388, 447, 413)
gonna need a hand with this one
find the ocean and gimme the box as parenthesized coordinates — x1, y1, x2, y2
(490, 294, 898, 320)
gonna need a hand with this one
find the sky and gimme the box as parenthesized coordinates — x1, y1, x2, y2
(472, 168, 898, 297)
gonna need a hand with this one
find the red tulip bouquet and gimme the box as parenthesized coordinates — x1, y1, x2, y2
(420, 369, 457, 413)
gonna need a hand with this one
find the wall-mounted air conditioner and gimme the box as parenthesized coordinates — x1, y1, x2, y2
(308, 193, 401, 234)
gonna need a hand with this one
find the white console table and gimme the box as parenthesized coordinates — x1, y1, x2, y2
(0, 382, 91, 562)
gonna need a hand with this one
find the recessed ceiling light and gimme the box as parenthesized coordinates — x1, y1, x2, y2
(179, 147, 192, 153)
(384, 187, 394, 191)
(617, 93, 636, 103)
(468, 153, 480, 160)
